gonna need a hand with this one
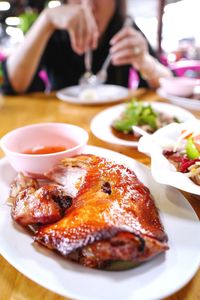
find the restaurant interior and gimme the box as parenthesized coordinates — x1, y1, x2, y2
(0, 1, 200, 300)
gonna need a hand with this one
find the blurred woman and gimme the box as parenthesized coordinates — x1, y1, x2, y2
(2, 0, 172, 94)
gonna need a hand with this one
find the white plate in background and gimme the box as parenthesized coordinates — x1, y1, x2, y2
(90, 101, 195, 147)
(0, 145, 200, 300)
(157, 88, 200, 111)
(56, 84, 129, 105)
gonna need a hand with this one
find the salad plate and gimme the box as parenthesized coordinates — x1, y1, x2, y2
(56, 84, 129, 105)
(157, 87, 200, 111)
(90, 101, 195, 147)
(0, 145, 200, 300)
(138, 119, 200, 195)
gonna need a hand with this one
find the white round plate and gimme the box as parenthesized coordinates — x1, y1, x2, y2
(157, 87, 200, 111)
(90, 101, 195, 147)
(56, 84, 129, 105)
(0, 145, 200, 300)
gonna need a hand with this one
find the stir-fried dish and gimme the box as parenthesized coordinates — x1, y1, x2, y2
(112, 99, 179, 141)
(164, 130, 200, 185)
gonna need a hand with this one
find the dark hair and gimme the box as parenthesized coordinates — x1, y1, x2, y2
(62, 0, 127, 21)
(63, 0, 127, 16)
(116, 0, 127, 19)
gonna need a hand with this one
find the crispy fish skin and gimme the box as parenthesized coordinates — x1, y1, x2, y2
(35, 154, 168, 268)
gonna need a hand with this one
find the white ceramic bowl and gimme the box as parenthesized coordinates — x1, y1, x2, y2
(138, 119, 200, 195)
(159, 77, 200, 97)
(0, 123, 88, 177)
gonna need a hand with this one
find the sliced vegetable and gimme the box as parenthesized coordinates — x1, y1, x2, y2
(180, 129, 193, 139)
(193, 134, 200, 152)
(185, 137, 200, 159)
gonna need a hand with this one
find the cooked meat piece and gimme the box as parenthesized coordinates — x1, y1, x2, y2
(8, 172, 39, 205)
(45, 157, 87, 197)
(68, 231, 167, 269)
(11, 173, 72, 226)
(35, 154, 168, 269)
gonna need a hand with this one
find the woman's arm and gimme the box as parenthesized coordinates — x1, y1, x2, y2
(6, 3, 99, 94)
(110, 26, 172, 89)
(7, 11, 53, 93)
(133, 52, 172, 88)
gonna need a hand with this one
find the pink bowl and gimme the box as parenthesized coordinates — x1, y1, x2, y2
(159, 77, 200, 97)
(0, 123, 88, 177)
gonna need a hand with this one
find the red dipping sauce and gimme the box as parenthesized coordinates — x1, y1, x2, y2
(23, 146, 67, 155)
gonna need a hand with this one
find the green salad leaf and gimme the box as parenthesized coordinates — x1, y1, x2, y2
(112, 99, 158, 133)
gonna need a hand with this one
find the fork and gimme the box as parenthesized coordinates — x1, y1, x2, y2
(79, 50, 96, 87)
(93, 54, 112, 85)
(79, 15, 133, 88)
(94, 16, 134, 84)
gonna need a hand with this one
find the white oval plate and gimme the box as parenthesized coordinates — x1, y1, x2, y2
(138, 119, 200, 196)
(0, 145, 200, 300)
(90, 101, 195, 147)
(157, 87, 200, 111)
(56, 84, 129, 105)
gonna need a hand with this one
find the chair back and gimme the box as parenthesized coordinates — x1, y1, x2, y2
(128, 68, 139, 90)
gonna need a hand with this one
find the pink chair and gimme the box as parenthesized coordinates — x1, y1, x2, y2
(38, 70, 51, 93)
(0, 52, 6, 62)
(128, 68, 139, 90)
(0, 52, 6, 86)
(169, 60, 200, 78)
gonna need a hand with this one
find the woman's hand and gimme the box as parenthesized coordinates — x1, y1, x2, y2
(110, 26, 149, 70)
(110, 25, 172, 88)
(44, 3, 99, 54)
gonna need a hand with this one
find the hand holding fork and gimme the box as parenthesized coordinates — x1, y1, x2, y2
(79, 15, 133, 87)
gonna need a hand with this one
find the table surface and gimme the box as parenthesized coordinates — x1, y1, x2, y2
(0, 88, 199, 300)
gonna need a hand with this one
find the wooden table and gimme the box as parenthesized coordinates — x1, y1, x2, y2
(0, 89, 199, 300)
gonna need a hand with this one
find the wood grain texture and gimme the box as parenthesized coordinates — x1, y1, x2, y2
(0, 89, 199, 300)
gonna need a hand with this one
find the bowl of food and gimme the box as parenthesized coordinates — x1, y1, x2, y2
(159, 77, 200, 97)
(0, 122, 89, 177)
(138, 119, 200, 195)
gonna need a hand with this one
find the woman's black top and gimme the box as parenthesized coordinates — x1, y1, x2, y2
(1, 11, 157, 95)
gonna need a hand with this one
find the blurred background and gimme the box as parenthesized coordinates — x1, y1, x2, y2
(0, 0, 200, 84)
